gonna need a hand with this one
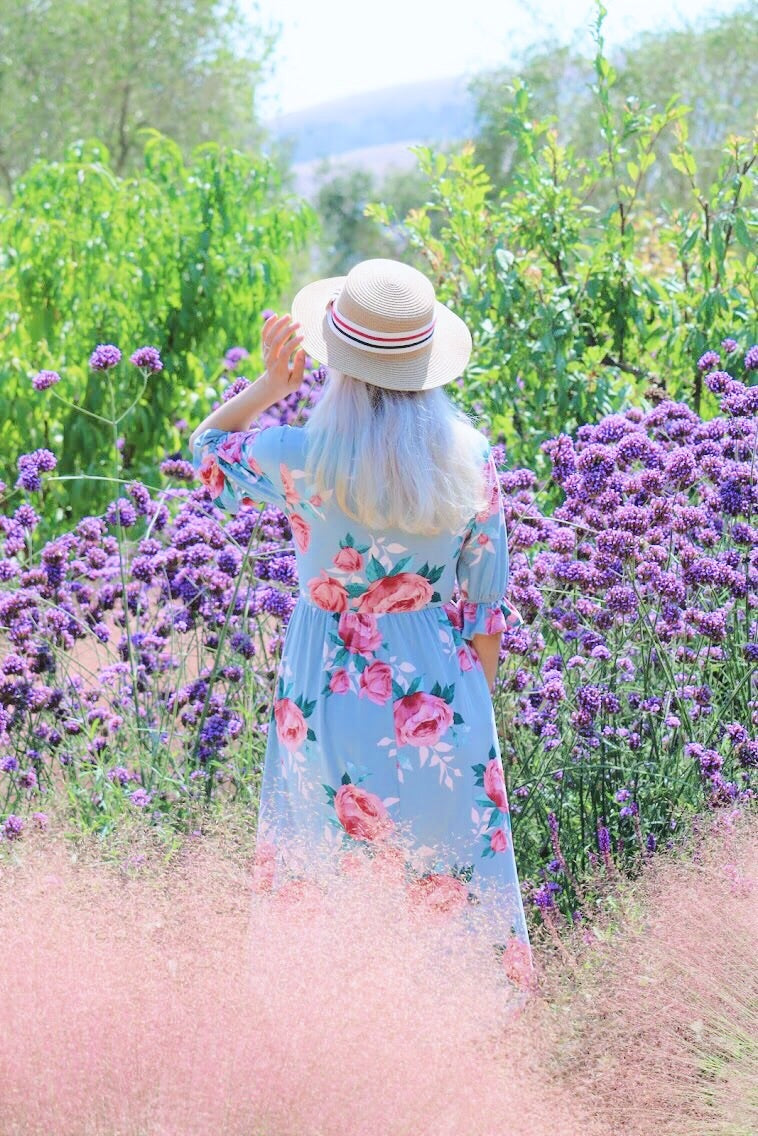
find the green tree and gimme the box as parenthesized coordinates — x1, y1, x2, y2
(0, 0, 275, 195)
(471, 3, 758, 204)
(0, 132, 316, 523)
(367, 4, 756, 469)
(309, 161, 433, 278)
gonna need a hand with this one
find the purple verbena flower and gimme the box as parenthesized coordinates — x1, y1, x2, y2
(32, 369, 61, 390)
(16, 448, 57, 492)
(89, 344, 122, 370)
(744, 345, 758, 371)
(697, 350, 720, 372)
(2, 814, 24, 840)
(105, 498, 138, 528)
(130, 346, 164, 373)
(159, 458, 195, 481)
(720, 338, 738, 354)
(704, 370, 734, 395)
(223, 346, 250, 370)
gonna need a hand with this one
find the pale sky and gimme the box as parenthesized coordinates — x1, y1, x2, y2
(250, 0, 738, 117)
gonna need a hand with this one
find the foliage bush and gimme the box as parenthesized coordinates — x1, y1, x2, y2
(367, 6, 756, 470)
(0, 132, 316, 523)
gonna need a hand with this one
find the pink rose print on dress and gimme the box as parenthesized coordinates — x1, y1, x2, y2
(457, 645, 475, 672)
(407, 872, 469, 916)
(462, 602, 481, 628)
(290, 513, 311, 553)
(273, 697, 308, 751)
(198, 455, 226, 499)
(334, 783, 394, 841)
(500, 936, 534, 991)
(443, 600, 463, 631)
(483, 758, 509, 811)
(358, 660, 393, 705)
(279, 462, 299, 507)
(485, 606, 507, 634)
(308, 571, 349, 612)
(393, 691, 454, 748)
(328, 668, 350, 694)
(490, 827, 509, 853)
(216, 432, 245, 464)
(333, 545, 363, 572)
(337, 611, 382, 656)
(357, 572, 433, 614)
(475, 456, 500, 523)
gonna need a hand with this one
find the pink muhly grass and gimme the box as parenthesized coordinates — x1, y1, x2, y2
(0, 815, 592, 1136)
(536, 806, 758, 1136)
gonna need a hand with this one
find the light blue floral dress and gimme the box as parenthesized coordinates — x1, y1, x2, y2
(192, 422, 532, 970)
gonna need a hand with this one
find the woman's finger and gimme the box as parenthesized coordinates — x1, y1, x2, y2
(262, 313, 291, 349)
(290, 347, 306, 386)
(270, 320, 302, 359)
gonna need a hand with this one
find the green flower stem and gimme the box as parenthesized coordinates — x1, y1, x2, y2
(108, 380, 147, 758)
(48, 387, 113, 426)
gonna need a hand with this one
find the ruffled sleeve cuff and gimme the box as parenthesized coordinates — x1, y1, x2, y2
(460, 598, 524, 638)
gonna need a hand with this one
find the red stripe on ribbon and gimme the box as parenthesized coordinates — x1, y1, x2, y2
(330, 302, 435, 345)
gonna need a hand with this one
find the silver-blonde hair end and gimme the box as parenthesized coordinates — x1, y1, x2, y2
(303, 370, 488, 536)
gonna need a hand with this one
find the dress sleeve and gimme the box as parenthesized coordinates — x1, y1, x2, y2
(455, 446, 524, 639)
(190, 425, 288, 514)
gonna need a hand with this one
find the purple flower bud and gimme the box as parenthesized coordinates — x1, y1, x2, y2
(720, 338, 738, 353)
(15, 448, 57, 491)
(89, 344, 122, 370)
(32, 369, 61, 390)
(223, 346, 250, 370)
(130, 346, 164, 372)
(697, 350, 720, 372)
(704, 370, 734, 395)
(105, 498, 138, 528)
(2, 814, 24, 840)
(744, 345, 758, 371)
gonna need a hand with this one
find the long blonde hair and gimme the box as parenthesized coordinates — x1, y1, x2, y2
(303, 369, 488, 536)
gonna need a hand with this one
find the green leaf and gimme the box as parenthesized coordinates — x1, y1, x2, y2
(734, 215, 752, 251)
(387, 556, 411, 576)
(366, 555, 386, 582)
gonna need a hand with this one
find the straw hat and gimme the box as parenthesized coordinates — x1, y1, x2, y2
(290, 258, 472, 391)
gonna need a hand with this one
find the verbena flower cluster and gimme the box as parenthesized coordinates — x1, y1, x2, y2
(0, 341, 754, 923)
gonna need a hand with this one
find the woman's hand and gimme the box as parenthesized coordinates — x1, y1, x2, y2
(262, 313, 306, 400)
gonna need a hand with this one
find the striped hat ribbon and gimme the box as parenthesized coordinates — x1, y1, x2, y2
(327, 300, 435, 354)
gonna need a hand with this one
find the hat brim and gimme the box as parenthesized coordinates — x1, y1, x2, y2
(291, 275, 472, 391)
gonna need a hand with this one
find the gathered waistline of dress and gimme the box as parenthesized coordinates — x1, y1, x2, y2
(296, 592, 457, 616)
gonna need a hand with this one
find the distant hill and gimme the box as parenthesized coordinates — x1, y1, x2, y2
(267, 76, 477, 191)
